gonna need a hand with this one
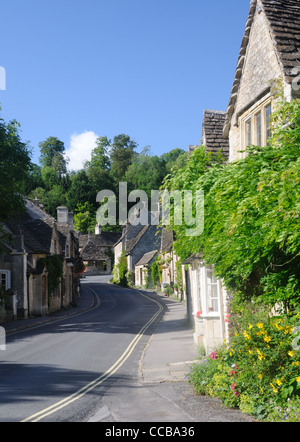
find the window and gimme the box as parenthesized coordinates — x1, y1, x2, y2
(0, 270, 11, 291)
(255, 112, 262, 146)
(241, 99, 272, 153)
(265, 103, 272, 141)
(206, 268, 219, 314)
(245, 119, 252, 146)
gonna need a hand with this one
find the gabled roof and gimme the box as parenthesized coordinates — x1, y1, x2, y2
(125, 224, 150, 253)
(135, 250, 158, 267)
(81, 241, 109, 261)
(202, 110, 229, 157)
(79, 231, 121, 249)
(4, 199, 75, 255)
(224, 0, 300, 136)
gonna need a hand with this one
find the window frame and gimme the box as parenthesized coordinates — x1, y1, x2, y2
(0, 270, 11, 291)
(202, 265, 221, 317)
(240, 96, 273, 157)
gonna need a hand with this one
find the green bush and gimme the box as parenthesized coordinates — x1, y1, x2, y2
(188, 309, 300, 421)
(111, 251, 128, 287)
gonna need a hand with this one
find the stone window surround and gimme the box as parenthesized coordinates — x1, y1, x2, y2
(0, 269, 11, 291)
(239, 92, 273, 157)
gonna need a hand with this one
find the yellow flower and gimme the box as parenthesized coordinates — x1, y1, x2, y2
(263, 335, 271, 343)
(243, 331, 251, 340)
(257, 323, 264, 329)
(292, 361, 300, 366)
(275, 379, 282, 386)
(258, 374, 263, 380)
(274, 323, 284, 331)
(270, 383, 278, 393)
(284, 326, 293, 335)
(288, 351, 294, 358)
(296, 377, 300, 383)
(248, 323, 253, 329)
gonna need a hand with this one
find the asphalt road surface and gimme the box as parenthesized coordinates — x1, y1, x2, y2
(0, 277, 254, 423)
(0, 278, 164, 422)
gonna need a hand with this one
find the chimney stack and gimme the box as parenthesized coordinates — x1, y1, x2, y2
(57, 206, 69, 224)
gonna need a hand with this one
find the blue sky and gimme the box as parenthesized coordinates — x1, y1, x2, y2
(0, 0, 250, 170)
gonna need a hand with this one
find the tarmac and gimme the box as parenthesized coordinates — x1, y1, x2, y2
(1, 280, 255, 422)
(2, 280, 200, 384)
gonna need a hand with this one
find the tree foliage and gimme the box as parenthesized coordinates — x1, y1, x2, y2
(0, 116, 31, 223)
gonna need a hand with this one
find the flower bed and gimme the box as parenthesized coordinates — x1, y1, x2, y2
(188, 310, 300, 421)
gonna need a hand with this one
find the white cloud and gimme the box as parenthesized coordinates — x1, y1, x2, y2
(65, 131, 99, 171)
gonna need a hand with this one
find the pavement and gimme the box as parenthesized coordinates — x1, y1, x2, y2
(138, 292, 199, 384)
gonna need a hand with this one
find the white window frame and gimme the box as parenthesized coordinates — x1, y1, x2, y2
(202, 265, 221, 317)
(0, 270, 11, 291)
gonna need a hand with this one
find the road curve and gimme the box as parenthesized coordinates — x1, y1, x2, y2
(0, 281, 163, 422)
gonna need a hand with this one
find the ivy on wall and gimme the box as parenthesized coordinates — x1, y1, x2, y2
(161, 95, 300, 312)
(37, 255, 63, 296)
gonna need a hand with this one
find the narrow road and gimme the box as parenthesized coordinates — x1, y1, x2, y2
(0, 278, 253, 423)
(0, 280, 162, 422)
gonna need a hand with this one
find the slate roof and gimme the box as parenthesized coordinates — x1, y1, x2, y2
(4, 199, 75, 255)
(78, 231, 121, 250)
(135, 250, 158, 267)
(202, 110, 229, 157)
(224, 0, 300, 136)
(81, 241, 110, 261)
(160, 228, 174, 253)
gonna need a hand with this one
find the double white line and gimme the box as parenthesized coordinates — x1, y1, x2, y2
(21, 290, 164, 422)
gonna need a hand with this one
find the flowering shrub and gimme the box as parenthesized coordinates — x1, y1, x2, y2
(189, 310, 300, 421)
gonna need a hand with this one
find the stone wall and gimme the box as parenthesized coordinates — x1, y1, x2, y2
(229, 3, 284, 161)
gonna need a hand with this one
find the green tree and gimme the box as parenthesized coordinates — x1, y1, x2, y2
(42, 184, 67, 217)
(84, 136, 111, 171)
(66, 170, 95, 212)
(39, 136, 68, 175)
(110, 134, 137, 183)
(0, 116, 31, 223)
(125, 147, 166, 196)
(161, 148, 187, 173)
(73, 202, 96, 233)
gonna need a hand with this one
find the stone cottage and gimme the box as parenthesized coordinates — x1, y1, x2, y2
(183, 0, 300, 354)
(114, 208, 161, 284)
(78, 226, 121, 275)
(0, 200, 80, 321)
(224, 0, 300, 162)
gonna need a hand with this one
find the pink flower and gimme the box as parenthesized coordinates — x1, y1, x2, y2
(231, 383, 236, 391)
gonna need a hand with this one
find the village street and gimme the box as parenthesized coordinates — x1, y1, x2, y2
(0, 277, 252, 423)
